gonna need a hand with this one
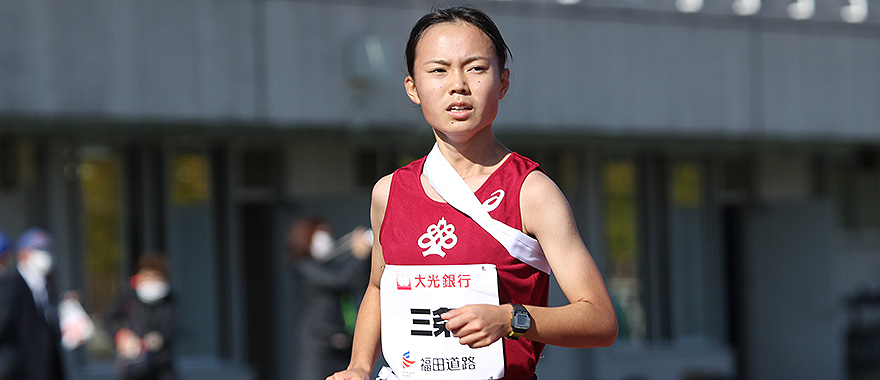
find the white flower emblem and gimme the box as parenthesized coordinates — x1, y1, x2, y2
(418, 217, 458, 257)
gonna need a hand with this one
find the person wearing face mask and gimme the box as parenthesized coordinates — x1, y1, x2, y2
(0, 227, 65, 380)
(286, 216, 373, 380)
(103, 252, 177, 380)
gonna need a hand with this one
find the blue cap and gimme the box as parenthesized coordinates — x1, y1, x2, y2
(0, 231, 11, 259)
(16, 228, 53, 252)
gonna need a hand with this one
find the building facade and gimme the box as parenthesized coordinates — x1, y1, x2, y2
(1, 0, 879, 379)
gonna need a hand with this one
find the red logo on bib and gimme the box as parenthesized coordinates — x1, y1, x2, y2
(397, 274, 412, 290)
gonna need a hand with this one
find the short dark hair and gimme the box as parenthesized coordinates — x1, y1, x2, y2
(286, 216, 329, 262)
(138, 251, 168, 278)
(405, 5, 512, 77)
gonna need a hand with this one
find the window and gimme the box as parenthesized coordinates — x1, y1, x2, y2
(603, 158, 646, 343)
(166, 151, 221, 356)
(76, 147, 231, 366)
(667, 160, 723, 344)
(831, 149, 880, 233)
(602, 156, 724, 345)
(78, 146, 125, 361)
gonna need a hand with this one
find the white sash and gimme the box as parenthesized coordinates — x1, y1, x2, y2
(422, 144, 551, 274)
(380, 264, 505, 379)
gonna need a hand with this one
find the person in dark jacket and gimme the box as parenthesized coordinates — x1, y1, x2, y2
(103, 252, 176, 380)
(287, 216, 372, 380)
(0, 227, 65, 380)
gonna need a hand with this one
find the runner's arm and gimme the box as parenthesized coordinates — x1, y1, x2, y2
(442, 170, 617, 349)
(518, 170, 617, 348)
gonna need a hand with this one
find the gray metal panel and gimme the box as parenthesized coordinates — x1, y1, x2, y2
(262, 1, 423, 126)
(0, 0, 878, 139)
(0, 0, 259, 120)
(193, 0, 258, 121)
(498, 16, 754, 135)
(761, 30, 880, 140)
(117, 0, 202, 118)
(39, 1, 115, 114)
(743, 200, 844, 380)
(0, 0, 54, 113)
(264, 1, 347, 123)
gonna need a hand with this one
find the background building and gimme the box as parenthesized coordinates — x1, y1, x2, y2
(1, 0, 879, 379)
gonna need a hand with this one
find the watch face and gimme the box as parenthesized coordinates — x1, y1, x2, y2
(514, 313, 530, 329)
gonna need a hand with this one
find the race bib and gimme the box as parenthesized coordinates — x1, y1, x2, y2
(380, 264, 504, 379)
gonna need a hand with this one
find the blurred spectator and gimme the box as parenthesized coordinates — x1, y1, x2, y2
(103, 252, 177, 380)
(287, 216, 372, 380)
(0, 231, 12, 273)
(0, 227, 65, 380)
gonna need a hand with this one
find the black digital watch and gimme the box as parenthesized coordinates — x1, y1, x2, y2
(507, 303, 531, 339)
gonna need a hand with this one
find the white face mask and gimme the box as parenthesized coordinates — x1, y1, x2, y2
(24, 250, 54, 277)
(136, 280, 170, 304)
(310, 230, 335, 262)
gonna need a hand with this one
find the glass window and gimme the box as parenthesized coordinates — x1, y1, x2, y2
(603, 157, 724, 346)
(78, 146, 125, 362)
(668, 161, 722, 343)
(603, 159, 646, 343)
(166, 151, 221, 357)
(69, 144, 246, 378)
(832, 151, 880, 232)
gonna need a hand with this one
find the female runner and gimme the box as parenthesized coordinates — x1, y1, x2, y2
(328, 6, 617, 380)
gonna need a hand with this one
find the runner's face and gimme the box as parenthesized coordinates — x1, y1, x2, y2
(405, 22, 509, 140)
